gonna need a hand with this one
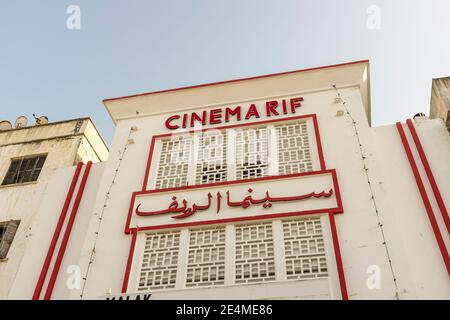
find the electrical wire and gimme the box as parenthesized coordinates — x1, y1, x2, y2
(333, 85, 400, 300)
(79, 128, 133, 299)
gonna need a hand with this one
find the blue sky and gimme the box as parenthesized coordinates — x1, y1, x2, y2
(1, 0, 450, 143)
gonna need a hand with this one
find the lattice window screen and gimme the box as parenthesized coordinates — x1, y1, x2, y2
(154, 121, 315, 189)
(186, 227, 226, 287)
(138, 231, 180, 291)
(235, 222, 275, 284)
(283, 217, 328, 280)
(235, 128, 269, 180)
(195, 132, 228, 185)
(155, 136, 192, 189)
(275, 122, 313, 175)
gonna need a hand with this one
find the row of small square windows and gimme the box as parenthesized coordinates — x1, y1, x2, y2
(154, 122, 313, 190)
(137, 217, 327, 291)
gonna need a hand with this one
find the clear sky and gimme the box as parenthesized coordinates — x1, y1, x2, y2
(1, 0, 450, 143)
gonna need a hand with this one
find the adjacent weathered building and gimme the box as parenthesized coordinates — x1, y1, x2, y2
(430, 77, 450, 132)
(0, 118, 108, 299)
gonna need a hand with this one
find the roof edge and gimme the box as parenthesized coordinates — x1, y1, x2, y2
(103, 60, 369, 104)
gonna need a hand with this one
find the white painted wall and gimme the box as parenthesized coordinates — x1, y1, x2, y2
(371, 119, 450, 299)
(7, 163, 106, 299)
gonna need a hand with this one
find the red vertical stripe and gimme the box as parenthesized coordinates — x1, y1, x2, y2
(331, 169, 343, 214)
(43, 161, 93, 300)
(142, 138, 156, 191)
(328, 213, 348, 300)
(406, 119, 450, 235)
(313, 114, 326, 170)
(122, 229, 138, 293)
(396, 122, 450, 276)
(32, 163, 83, 300)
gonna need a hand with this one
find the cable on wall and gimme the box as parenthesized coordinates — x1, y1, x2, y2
(332, 85, 400, 300)
(79, 128, 133, 299)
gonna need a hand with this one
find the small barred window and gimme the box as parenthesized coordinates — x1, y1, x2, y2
(138, 231, 180, 291)
(235, 127, 269, 180)
(2, 155, 47, 186)
(155, 137, 192, 189)
(0, 220, 20, 260)
(235, 222, 275, 284)
(186, 227, 226, 287)
(195, 132, 228, 185)
(283, 217, 328, 280)
(275, 122, 313, 175)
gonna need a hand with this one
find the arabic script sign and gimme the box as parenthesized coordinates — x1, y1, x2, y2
(128, 170, 342, 231)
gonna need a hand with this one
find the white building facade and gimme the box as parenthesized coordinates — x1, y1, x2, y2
(5, 60, 450, 300)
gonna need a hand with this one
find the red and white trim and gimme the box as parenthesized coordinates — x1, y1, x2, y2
(103, 60, 369, 103)
(405, 119, 450, 235)
(140, 114, 326, 194)
(121, 228, 138, 294)
(33, 161, 93, 300)
(328, 212, 348, 300)
(121, 113, 349, 300)
(396, 121, 450, 276)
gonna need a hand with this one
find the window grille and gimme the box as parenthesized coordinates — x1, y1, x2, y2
(283, 217, 328, 280)
(137, 231, 180, 291)
(235, 222, 275, 284)
(275, 122, 313, 175)
(195, 132, 228, 185)
(186, 227, 226, 287)
(0, 220, 20, 260)
(155, 137, 192, 189)
(235, 128, 269, 180)
(136, 217, 329, 291)
(2, 155, 47, 186)
(153, 121, 314, 188)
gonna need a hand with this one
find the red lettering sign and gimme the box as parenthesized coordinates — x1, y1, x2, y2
(135, 188, 333, 219)
(164, 97, 303, 129)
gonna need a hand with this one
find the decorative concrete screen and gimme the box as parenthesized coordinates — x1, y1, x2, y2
(136, 216, 328, 291)
(152, 119, 314, 190)
(123, 114, 344, 298)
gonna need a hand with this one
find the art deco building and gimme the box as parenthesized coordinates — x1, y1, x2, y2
(3, 61, 450, 300)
